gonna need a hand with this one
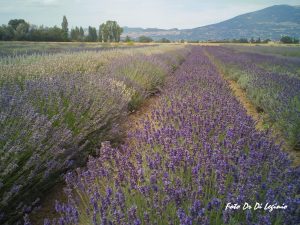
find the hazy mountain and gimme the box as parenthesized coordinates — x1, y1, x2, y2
(122, 27, 181, 39)
(122, 5, 300, 41)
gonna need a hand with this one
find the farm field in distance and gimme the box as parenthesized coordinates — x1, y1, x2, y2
(0, 42, 299, 225)
(222, 43, 300, 57)
(0, 41, 157, 58)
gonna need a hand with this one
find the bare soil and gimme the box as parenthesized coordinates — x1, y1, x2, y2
(29, 183, 67, 224)
(227, 79, 265, 130)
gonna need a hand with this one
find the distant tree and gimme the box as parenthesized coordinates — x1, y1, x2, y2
(0, 26, 4, 40)
(231, 38, 248, 43)
(99, 23, 107, 42)
(99, 21, 123, 42)
(79, 27, 85, 41)
(6, 19, 30, 40)
(27, 25, 65, 42)
(250, 37, 255, 43)
(239, 38, 249, 43)
(293, 37, 299, 44)
(124, 35, 132, 42)
(70, 27, 79, 41)
(27, 25, 39, 41)
(70, 28, 77, 41)
(15, 22, 30, 40)
(158, 38, 171, 43)
(256, 37, 261, 43)
(8, 19, 26, 30)
(280, 36, 294, 44)
(70, 26, 85, 41)
(221, 39, 230, 43)
(61, 15, 69, 41)
(180, 39, 185, 43)
(115, 23, 123, 42)
(263, 38, 271, 43)
(98, 25, 102, 42)
(48, 26, 65, 41)
(86, 26, 97, 42)
(0, 25, 14, 40)
(107, 21, 115, 41)
(138, 36, 153, 43)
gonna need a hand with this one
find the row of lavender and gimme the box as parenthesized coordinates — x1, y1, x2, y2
(220, 45, 300, 78)
(206, 46, 300, 150)
(0, 46, 189, 224)
(44, 47, 299, 225)
(0, 43, 156, 58)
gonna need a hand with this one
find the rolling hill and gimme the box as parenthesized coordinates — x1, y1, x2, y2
(122, 5, 300, 41)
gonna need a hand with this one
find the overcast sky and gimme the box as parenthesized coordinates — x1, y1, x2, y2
(0, 0, 299, 29)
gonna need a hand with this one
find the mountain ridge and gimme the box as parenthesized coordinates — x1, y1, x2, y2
(122, 5, 300, 41)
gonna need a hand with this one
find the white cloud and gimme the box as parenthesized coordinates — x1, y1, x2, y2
(42, 0, 59, 5)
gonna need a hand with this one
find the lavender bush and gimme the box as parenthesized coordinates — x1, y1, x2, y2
(108, 51, 184, 111)
(46, 47, 299, 225)
(0, 45, 190, 224)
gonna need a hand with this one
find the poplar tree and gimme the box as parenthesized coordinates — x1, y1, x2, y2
(99, 21, 123, 42)
(79, 27, 85, 41)
(61, 15, 69, 41)
(86, 26, 97, 42)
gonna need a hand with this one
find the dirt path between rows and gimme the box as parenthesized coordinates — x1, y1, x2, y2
(29, 183, 67, 224)
(226, 79, 265, 130)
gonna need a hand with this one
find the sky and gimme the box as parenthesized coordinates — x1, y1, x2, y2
(0, 0, 299, 29)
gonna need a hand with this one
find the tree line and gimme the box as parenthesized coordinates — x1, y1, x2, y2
(205, 38, 271, 44)
(2, 17, 298, 44)
(0, 16, 123, 42)
(280, 36, 299, 44)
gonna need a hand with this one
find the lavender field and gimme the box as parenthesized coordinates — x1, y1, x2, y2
(2, 0, 300, 224)
(0, 44, 300, 225)
(27, 45, 297, 225)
